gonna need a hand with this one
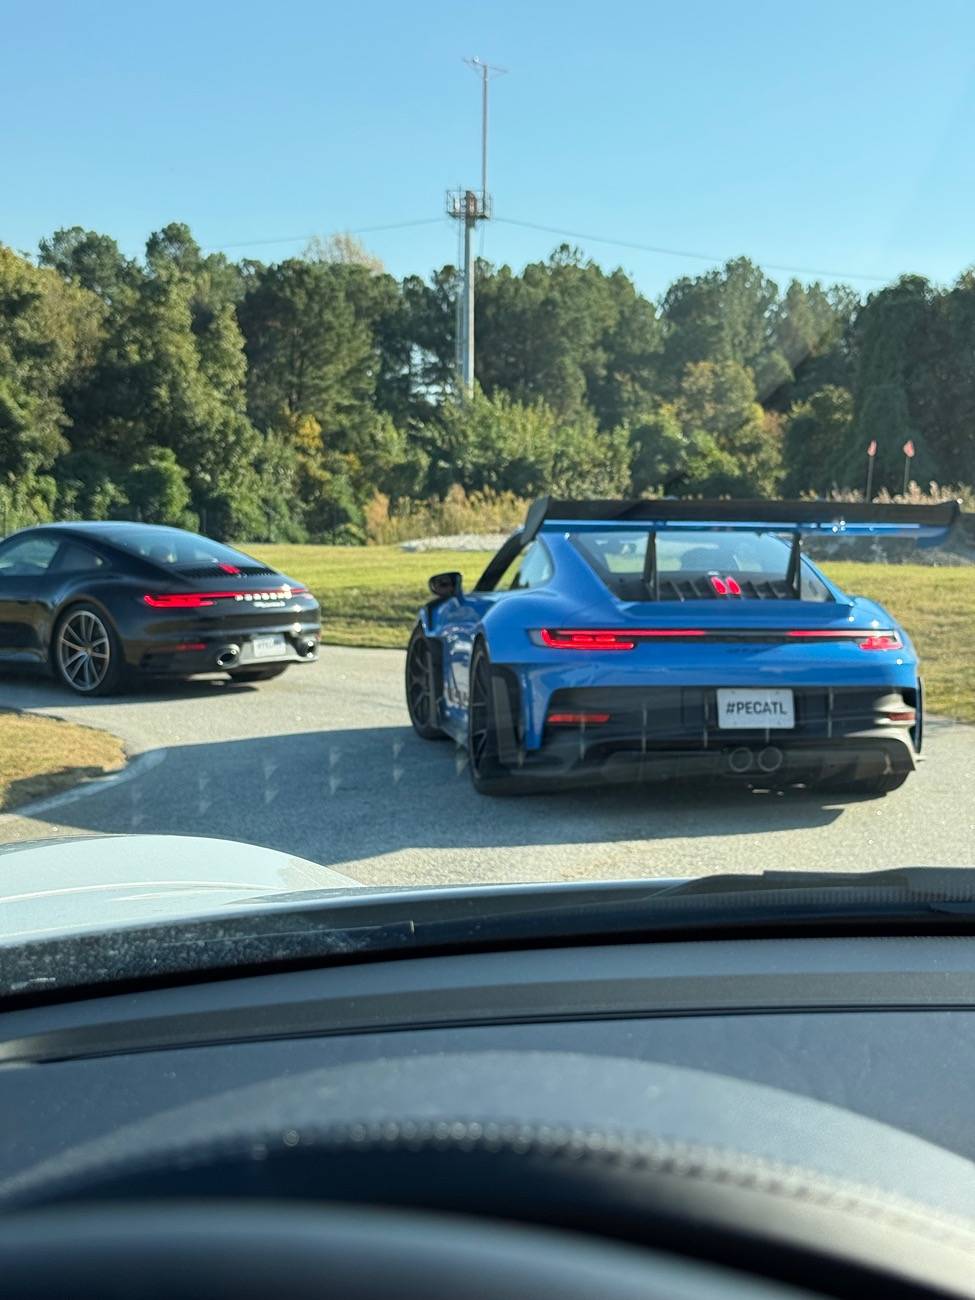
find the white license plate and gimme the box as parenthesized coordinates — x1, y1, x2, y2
(717, 688, 795, 729)
(252, 635, 287, 659)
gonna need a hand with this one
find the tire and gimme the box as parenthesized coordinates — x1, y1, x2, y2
(53, 604, 125, 696)
(228, 665, 289, 683)
(405, 626, 445, 740)
(467, 642, 524, 795)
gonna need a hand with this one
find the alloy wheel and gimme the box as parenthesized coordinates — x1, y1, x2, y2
(57, 610, 111, 693)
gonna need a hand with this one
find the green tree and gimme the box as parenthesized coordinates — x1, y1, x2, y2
(0, 244, 101, 487)
(629, 403, 733, 495)
(49, 225, 259, 534)
(472, 247, 662, 425)
(57, 450, 128, 520)
(850, 276, 934, 490)
(659, 258, 785, 401)
(675, 360, 783, 495)
(782, 385, 856, 494)
(125, 446, 194, 526)
(437, 388, 630, 498)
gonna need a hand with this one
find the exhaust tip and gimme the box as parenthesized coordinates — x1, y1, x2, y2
(216, 645, 241, 668)
(757, 745, 784, 774)
(727, 746, 754, 774)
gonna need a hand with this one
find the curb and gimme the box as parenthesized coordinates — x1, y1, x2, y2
(0, 748, 168, 826)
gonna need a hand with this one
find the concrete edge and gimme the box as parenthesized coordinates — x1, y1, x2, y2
(0, 748, 168, 826)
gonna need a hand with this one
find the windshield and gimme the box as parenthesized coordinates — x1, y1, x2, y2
(1, 0, 973, 962)
(576, 531, 793, 577)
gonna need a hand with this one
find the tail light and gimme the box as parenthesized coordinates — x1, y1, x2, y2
(786, 629, 903, 650)
(144, 593, 218, 609)
(857, 632, 903, 652)
(143, 586, 308, 609)
(538, 629, 636, 650)
(536, 628, 707, 650)
(547, 711, 611, 726)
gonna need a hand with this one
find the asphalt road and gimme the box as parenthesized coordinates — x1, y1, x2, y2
(1, 647, 973, 885)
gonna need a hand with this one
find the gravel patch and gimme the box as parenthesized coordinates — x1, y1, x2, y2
(399, 532, 511, 552)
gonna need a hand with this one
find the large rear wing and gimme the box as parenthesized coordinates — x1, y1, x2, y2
(474, 496, 962, 595)
(517, 495, 963, 601)
(526, 497, 961, 546)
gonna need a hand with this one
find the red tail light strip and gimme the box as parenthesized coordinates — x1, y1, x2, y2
(144, 587, 307, 609)
(788, 629, 903, 650)
(547, 711, 611, 725)
(537, 628, 903, 651)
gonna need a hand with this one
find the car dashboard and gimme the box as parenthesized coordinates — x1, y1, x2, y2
(3, 933, 975, 1298)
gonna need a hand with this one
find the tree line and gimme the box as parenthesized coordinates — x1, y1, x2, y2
(1, 222, 972, 541)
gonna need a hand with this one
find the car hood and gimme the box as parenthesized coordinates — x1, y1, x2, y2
(0, 835, 360, 944)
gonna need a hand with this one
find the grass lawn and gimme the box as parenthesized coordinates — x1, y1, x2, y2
(252, 544, 496, 649)
(249, 544, 975, 723)
(0, 710, 127, 812)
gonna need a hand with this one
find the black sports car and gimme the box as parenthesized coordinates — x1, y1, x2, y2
(0, 522, 320, 695)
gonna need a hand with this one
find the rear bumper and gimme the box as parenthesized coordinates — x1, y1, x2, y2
(129, 624, 321, 676)
(503, 682, 918, 786)
(521, 735, 916, 788)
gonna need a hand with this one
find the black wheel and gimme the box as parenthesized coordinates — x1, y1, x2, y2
(228, 665, 289, 683)
(467, 642, 523, 795)
(405, 626, 445, 740)
(53, 604, 124, 696)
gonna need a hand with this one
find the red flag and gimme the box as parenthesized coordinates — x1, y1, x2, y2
(866, 439, 877, 457)
(903, 439, 915, 458)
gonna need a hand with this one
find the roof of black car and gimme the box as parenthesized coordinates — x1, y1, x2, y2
(33, 521, 169, 531)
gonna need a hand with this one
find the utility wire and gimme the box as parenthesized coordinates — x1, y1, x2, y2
(494, 216, 892, 284)
(205, 217, 445, 252)
(203, 211, 893, 285)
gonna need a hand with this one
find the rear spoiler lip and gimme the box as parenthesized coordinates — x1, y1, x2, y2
(527, 496, 961, 546)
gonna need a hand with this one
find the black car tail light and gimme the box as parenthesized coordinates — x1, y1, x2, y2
(143, 586, 308, 609)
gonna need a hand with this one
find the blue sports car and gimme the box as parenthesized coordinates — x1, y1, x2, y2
(405, 497, 960, 796)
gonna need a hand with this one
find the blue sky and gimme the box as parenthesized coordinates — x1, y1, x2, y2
(5, 0, 975, 297)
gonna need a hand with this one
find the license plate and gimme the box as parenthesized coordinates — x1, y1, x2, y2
(252, 635, 286, 659)
(717, 688, 795, 729)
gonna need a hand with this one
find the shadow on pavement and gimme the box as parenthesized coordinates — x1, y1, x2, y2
(10, 724, 847, 871)
(0, 670, 255, 710)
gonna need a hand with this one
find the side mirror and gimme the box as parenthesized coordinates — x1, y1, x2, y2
(428, 571, 463, 600)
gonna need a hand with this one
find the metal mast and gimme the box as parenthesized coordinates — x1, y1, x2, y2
(447, 57, 506, 394)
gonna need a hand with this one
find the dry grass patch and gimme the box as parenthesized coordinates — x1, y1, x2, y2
(0, 710, 127, 812)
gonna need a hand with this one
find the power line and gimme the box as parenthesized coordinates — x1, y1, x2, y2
(204, 217, 445, 253)
(494, 216, 892, 284)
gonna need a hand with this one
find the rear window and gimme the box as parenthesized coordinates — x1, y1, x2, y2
(571, 529, 831, 601)
(105, 527, 257, 570)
